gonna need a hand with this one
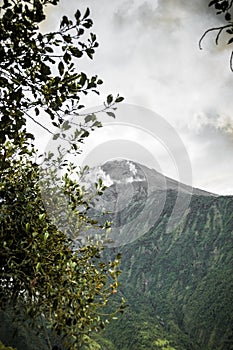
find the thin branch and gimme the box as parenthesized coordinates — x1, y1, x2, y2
(199, 24, 233, 49)
(23, 110, 79, 145)
(216, 26, 227, 44)
(63, 102, 117, 118)
(24, 111, 54, 135)
(230, 50, 233, 71)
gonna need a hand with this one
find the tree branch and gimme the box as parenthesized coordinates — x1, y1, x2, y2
(199, 24, 233, 49)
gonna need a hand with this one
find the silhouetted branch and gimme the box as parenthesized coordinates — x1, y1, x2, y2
(199, 24, 233, 49)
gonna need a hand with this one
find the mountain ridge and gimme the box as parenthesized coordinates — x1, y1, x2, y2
(87, 159, 233, 350)
(85, 159, 218, 248)
(88, 159, 218, 197)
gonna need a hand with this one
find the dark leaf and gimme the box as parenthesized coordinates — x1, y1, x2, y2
(107, 94, 113, 105)
(70, 47, 83, 58)
(64, 52, 71, 64)
(53, 133, 60, 140)
(3, 0, 11, 9)
(45, 108, 55, 119)
(78, 28, 84, 36)
(81, 130, 89, 138)
(58, 61, 64, 76)
(41, 63, 51, 76)
(90, 33, 96, 42)
(45, 46, 54, 53)
(75, 9, 81, 21)
(82, 19, 93, 29)
(79, 72, 87, 86)
(225, 12, 231, 21)
(86, 48, 94, 59)
(63, 35, 72, 43)
(208, 0, 218, 7)
(83, 8, 90, 19)
(115, 96, 124, 103)
(60, 15, 69, 28)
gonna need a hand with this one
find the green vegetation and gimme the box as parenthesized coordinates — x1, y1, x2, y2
(103, 192, 233, 349)
(0, 0, 124, 349)
(0, 341, 15, 350)
(1, 0, 233, 349)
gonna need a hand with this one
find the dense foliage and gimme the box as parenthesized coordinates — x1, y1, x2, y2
(0, 141, 124, 349)
(0, 0, 124, 349)
(0, 0, 122, 147)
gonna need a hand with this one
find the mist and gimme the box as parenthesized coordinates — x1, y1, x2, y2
(37, 0, 233, 195)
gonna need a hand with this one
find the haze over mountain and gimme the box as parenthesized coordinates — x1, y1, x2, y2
(87, 159, 215, 197)
(85, 159, 217, 247)
(86, 159, 233, 350)
(1, 160, 232, 350)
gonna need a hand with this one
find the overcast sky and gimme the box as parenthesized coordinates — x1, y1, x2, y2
(35, 0, 233, 195)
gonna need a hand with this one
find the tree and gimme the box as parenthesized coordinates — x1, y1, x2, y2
(0, 1, 124, 349)
(200, 0, 233, 71)
(0, 0, 123, 147)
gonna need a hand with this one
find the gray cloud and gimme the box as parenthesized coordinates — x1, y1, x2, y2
(37, 0, 233, 195)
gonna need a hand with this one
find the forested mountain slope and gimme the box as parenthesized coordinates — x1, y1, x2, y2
(102, 184, 233, 350)
(85, 159, 233, 350)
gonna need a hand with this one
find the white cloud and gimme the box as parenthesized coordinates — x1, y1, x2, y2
(35, 0, 233, 195)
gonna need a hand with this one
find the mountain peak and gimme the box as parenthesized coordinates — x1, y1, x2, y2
(83, 159, 216, 197)
(99, 159, 215, 197)
(101, 159, 147, 183)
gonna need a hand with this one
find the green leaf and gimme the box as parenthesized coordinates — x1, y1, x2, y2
(85, 114, 96, 123)
(106, 111, 115, 118)
(36, 262, 41, 272)
(44, 231, 49, 240)
(62, 120, 71, 130)
(53, 133, 60, 140)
